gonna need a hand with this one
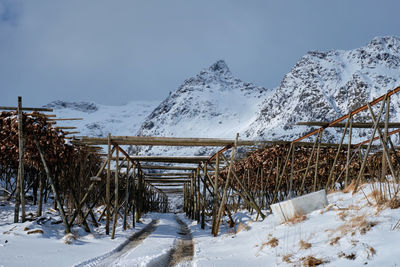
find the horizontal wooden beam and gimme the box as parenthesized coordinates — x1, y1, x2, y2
(297, 122, 400, 128)
(293, 86, 400, 143)
(63, 131, 81, 135)
(139, 165, 198, 171)
(145, 179, 190, 183)
(106, 155, 210, 164)
(77, 136, 269, 147)
(144, 172, 192, 177)
(151, 184, 185, 187)
(0, 106, 53, 112)
(144, 176, 190, 180)
(48, 118, 83, 121)
(55, 126, 77, 130)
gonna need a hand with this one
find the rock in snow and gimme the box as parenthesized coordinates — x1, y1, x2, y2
(46, 36, 400, 155)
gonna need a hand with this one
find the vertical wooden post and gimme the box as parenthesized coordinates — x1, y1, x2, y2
(382, 96, 390, 180)
(212, 152, 220, 234)
(136, 168, 143, 222)
(201, 162, 207, 229)
(190, 172, 195, 219)
(196, 167, 201, 222)
(345, 115, 353, 187)
(123, 159, 130, 230)
(111, 147, 119, 239)
(106, 133, 111, 235)
(37, 173, 44, 217)
(14, 97, 24, 222)
(289, 144, 295, 198)
(313, 130, 323, 192)
(260, 168, 264, 209)
(131, 166, 136, 228)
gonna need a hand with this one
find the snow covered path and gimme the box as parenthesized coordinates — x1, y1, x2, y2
(80, 213, 193, 267)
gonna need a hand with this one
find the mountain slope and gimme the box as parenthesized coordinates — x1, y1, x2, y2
(134, 60, 272, 155)
(45, 100, 158, 137)
(245, 36, 400, 143)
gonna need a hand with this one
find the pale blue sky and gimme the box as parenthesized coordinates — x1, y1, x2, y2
(1, 0, 400, 107)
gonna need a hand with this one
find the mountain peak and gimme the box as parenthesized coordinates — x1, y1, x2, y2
(366, 35, 400, 51)
(208, 60, 230, 75)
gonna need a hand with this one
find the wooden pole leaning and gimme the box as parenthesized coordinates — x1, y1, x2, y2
(367, 102, 398, 183)
(34, 136, 70, 233)
(325, 117, 349, 190)
(345, 115, 353, 187)
(213, 134, 238, 237)
(219, 153, 266, 220)
(354, 94, 388, 192)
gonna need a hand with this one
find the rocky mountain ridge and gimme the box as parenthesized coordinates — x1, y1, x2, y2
(45, 36, 400, 155)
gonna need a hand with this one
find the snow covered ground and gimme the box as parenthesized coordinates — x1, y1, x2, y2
(184, 184, 400, 266)
(2, 183, 400, 266)
(0, 201, 151, 267)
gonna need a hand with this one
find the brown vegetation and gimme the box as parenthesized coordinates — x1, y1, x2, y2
(27, 229, 44, 235)
(299, 240, 312, 250)
(300, 255, 328, 266)
(285, 213, 307, 224)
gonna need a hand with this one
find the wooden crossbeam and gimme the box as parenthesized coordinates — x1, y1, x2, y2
(145, 179, 190, 183)
(48, 118, 83, 121)
(0, 106, 53, 112)
(55, 126, 77, 130)
(297, 121, 400, 128)
(139, 165, 198, 171)
(105, 155, 210, 164)
(144, 172, 192, 176)
(293, 86, 400, 143)
(78, 136, 268, 146)
(144, 177, 190, 180)
(151, 184, 185, 187)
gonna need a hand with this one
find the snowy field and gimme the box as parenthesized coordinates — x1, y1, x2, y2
(2, 184, 400, 266)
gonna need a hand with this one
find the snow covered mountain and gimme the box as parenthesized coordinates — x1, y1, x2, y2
(245, 36, 400, 143)
(44, 100, 158, 137)
(133, 60, 272, 155)
(45, 36, 400, 153)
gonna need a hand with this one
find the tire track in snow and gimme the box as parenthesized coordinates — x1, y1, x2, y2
(166, 214, 194, 266)
(75, 219, 159, 267)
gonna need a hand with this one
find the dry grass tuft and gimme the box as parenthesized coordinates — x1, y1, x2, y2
(27, 229, 43, 235)
(337, 211, 348, 221)
(350, 215, 377, 235)
(262, 236, 279, 248)
(369, 189, 387, 206)
(338, 251, 356, 260)
(388, 197, 400, 209)
(63, 233, 77, 244)
(235, 223, 249, 234)
(320, 204, 335, 214)
(300, 255, 328, 266)
(282, 254, 292, 263)
(23, 227, 30, 231)
(342, 181, 356, 193)
(285, 212, 307, 225)
(327, 213, 378, 237)
(299, 240, 312, 250)
(329, 236, 340, 246)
